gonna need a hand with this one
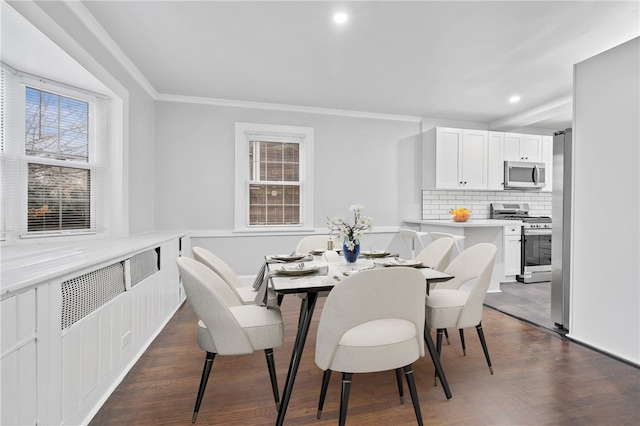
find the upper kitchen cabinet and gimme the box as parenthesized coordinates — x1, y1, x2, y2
(487, 131, 505, 190)
(423, 127, 488, 190)
(504, 133, 543, 162)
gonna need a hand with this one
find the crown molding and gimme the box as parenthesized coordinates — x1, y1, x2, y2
(156, 93, 422, 123)
(67, 0, 158, 99)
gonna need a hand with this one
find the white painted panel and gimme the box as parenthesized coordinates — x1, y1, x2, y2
(17, 289, 36, 341)
(1, 296, 17, 353)
(99, 304, 113, 378)
(111, 297, 122, 365)
(1, 350, 18, 425)
(81, 314, 100, 398)
(61, 326, 82, 419)
(18, 340, 37, 426)
(121, 290, 133, 356)
(571, 37, 640, 364)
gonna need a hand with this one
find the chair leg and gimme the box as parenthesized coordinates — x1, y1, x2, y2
(435, 329, 444, 386)
(395, 368, 405, 404)
(459, 328, 466, 356)
(339, 372, 353, 426)
(264, 348, 280, 410)
(192, 352, 216, 423)
(444, 328, 450, 344)
(317, 370, 332, 419)
(476, 322, 494, 375)
(403, 364, 424, 426)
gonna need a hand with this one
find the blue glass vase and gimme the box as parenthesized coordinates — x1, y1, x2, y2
(343, 239, 361, 263)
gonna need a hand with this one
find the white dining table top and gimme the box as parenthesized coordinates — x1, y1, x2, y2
(268, 257, 453, 294)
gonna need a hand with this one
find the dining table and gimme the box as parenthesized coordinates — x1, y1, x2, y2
(263, 252, 454, 426)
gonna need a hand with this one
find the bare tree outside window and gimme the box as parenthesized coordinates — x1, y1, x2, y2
(24, 87, 92, 232)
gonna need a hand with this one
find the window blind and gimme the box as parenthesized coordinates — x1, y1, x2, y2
(0, 62, 109, 240)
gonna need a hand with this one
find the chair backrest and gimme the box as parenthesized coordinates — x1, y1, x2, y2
(296, 235, 339, 254)
(415, 237, 454, 271)
(448, 243, 497, 328)
(434, 242, 494, 291)
(176, 257, 253, 354)
(315, 267, 426, 370)
(193, 246, 244, 293)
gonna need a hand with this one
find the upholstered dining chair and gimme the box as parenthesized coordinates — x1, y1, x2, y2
(192, 246, 271, 305)
(315, 267, 427, 426)
(425, 243, 497, 379)
(415, 237, 455, 271)
(176, 257, 284, 423)
(399, 228, 429, 259)
(296, 235, 340, 254)
(430, 232, 465, 255)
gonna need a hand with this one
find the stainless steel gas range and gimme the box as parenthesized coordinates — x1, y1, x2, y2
(490, 203, 552, 283)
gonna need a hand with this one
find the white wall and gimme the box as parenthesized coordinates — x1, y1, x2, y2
(570, 37, 639, 364)
(8, 1, 158, 235)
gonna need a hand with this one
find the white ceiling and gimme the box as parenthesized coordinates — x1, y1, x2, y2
(7, 1, 640, 131)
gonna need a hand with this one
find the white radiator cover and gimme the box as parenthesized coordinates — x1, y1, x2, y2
(0, 232, 190, 426)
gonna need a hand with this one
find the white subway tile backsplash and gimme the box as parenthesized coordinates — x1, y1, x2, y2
(421, 189, 551, 220)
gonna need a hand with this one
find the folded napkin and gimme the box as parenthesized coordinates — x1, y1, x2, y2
(254, 264, 329, 307)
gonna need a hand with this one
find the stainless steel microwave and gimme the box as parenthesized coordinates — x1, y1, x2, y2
(504, 161, 546, 189)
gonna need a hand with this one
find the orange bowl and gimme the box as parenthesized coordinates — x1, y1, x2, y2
(451, 212, 471, 222)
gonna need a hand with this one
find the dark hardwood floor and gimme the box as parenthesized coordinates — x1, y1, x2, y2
(90, 295, 640, 425)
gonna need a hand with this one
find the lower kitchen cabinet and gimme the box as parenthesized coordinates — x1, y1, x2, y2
(503, 225, 522, 277)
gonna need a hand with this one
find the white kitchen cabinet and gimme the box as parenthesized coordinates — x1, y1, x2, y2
(504, 133, 543, 162)
(487, 131, 505, 190)
(541, 135, 553, 192)
(434, 127, 488, 190)
(503, 225, 522, 277)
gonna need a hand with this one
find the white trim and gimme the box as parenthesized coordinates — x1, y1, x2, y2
(65, 1, 158, 99)
(234, 122, 314, 232)
(190, 226, 402, 239)
(160, 93, 422, 122)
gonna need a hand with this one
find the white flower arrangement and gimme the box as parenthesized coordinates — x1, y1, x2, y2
(327, 204, 373, 250)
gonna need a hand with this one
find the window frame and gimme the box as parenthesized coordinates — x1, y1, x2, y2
(1, 64, 110, 242)
(234, 122, 314, 232)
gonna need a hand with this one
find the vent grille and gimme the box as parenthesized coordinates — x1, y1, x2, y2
(130, 248, 160, 287)
(61, 262, 125, 330)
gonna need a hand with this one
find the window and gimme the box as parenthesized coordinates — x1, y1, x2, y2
(235, 123, 313, 231)
(1, 63, 109, 241)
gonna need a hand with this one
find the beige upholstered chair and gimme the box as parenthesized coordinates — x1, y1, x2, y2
(415, 237, 455, 271)
(425, 243, 497, 377)
(430, 232, 465, 255)
(295, 235, 340, 254)
(315, 268, 426, 426)
(192, 246, 269, 305)
(176, 257, 284, 422)
(399, 228, 429, 259)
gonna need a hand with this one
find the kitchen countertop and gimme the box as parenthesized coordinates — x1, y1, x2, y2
(404, 219, 523, 227)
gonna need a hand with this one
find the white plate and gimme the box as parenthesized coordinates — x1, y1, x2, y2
(277, 265, 320, 276)
(271, 253, 307, 262)
(383, 259, 423, 268)
(360, 250, 390, 258)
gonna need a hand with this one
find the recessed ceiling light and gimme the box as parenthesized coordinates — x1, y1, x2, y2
(509, 95, 521, 103)
(333, 12, 348, 24)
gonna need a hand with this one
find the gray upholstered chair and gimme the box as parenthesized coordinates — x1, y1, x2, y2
(415, 237, 455, 271)
(176, 257, 284, 423)
(315, 267, 426, 426)
(192, 246, 272, 305)
(425, 243, 497, 379)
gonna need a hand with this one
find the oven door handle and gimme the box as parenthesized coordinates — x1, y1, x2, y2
(523, 229, 551, 236)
